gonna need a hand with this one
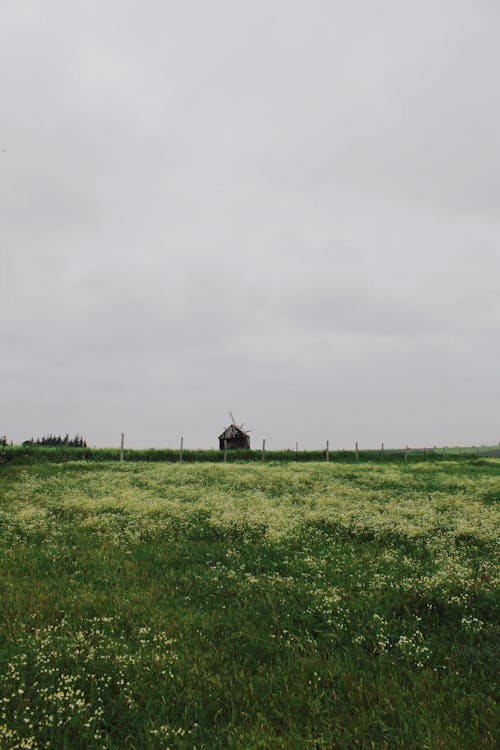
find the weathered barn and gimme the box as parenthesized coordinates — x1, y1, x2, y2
(218, 424, 250, 450)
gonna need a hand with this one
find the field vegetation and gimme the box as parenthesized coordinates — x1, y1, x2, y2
(2, 444, 499, 465)
(0, 460, 498, 749)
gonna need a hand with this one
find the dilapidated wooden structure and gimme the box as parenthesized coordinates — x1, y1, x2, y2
(218, 423, 250, 451)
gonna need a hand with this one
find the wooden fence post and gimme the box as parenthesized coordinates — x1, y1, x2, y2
(424, 447, 427, 460)
(381, 442, 384, 461)
(296, 441, 298, 457)
(224, 439, 227, 463)
(180, 437, 183, 462)
(262, 439, 266, 461)
(355, 442, 359, 462)
(404, 445, 408, 462)
(120, 433, 124, 463)
(326, 440, 329, 462)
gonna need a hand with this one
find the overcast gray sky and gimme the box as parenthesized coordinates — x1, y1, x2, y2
(1, 0, 499, 449)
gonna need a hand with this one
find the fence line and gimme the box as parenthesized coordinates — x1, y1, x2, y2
(3, 441, 499, 465)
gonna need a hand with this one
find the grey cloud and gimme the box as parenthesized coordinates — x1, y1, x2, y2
(1, 0, 499, 448)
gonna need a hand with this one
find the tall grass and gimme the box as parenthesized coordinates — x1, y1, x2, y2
(3, 444, 498, 465)
(0, 460, 498, 748)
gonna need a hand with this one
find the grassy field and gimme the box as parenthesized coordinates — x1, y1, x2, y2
(2, 443, 500, 464)
(0, 460, 498, 749)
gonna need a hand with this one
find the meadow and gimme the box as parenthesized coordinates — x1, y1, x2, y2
(3, 444, 499, 465)
(0, 459, 498, 749)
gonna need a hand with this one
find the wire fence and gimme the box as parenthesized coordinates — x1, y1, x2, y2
(1, 442, 499, 465)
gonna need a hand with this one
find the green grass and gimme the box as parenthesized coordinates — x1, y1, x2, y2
(2, 443, 500, 465)
(0, 460, 498, 749)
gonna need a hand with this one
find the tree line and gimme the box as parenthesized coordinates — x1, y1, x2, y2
(22, 435, 88, 448)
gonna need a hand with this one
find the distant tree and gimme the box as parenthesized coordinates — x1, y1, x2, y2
(22, 434, 88, 448)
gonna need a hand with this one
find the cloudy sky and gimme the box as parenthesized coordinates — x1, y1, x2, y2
(1, 0, 499, 449)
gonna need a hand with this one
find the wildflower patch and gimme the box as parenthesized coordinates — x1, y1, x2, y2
(0, 460, 498, 749)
